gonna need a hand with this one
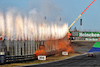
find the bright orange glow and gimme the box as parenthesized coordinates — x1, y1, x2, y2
(35, 33, 74, 57)
(35, 45, 46, 57)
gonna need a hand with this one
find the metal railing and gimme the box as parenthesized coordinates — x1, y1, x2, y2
(5, 54, 36, 63)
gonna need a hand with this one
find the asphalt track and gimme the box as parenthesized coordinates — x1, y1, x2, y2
(21, 53, 100, 67)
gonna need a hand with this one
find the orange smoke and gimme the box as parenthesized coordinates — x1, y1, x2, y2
(35, 33, 74, 57)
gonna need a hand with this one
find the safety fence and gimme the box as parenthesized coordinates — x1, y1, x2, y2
(0, 53, 36, 64)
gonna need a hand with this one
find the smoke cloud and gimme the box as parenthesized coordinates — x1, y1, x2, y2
(0, 8, 68, 40)
(0, 0, 68, 40)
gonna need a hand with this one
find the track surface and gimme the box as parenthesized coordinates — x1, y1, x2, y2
(24, 53, 100, 67)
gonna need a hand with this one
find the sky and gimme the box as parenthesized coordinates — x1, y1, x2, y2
(0, 0, 99, 31)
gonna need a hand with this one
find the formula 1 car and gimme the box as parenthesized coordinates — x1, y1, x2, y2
(87, 52, 96, 58)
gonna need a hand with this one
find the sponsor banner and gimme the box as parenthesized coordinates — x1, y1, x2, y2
(38, 55, 46, 60)
(62, 51, 68, 55)
(79, 32, 100, 37)
(85, 38, 98, 41)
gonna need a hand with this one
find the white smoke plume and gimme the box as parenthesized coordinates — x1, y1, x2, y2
(0, 12, 5, 40)
(0, 9, 68, 40)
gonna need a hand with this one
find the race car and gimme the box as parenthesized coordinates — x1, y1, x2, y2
(87, 52, 96, 58)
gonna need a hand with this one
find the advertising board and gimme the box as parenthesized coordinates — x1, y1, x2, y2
(78, 32, 100, 37)
(85, 38, 98, 41)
